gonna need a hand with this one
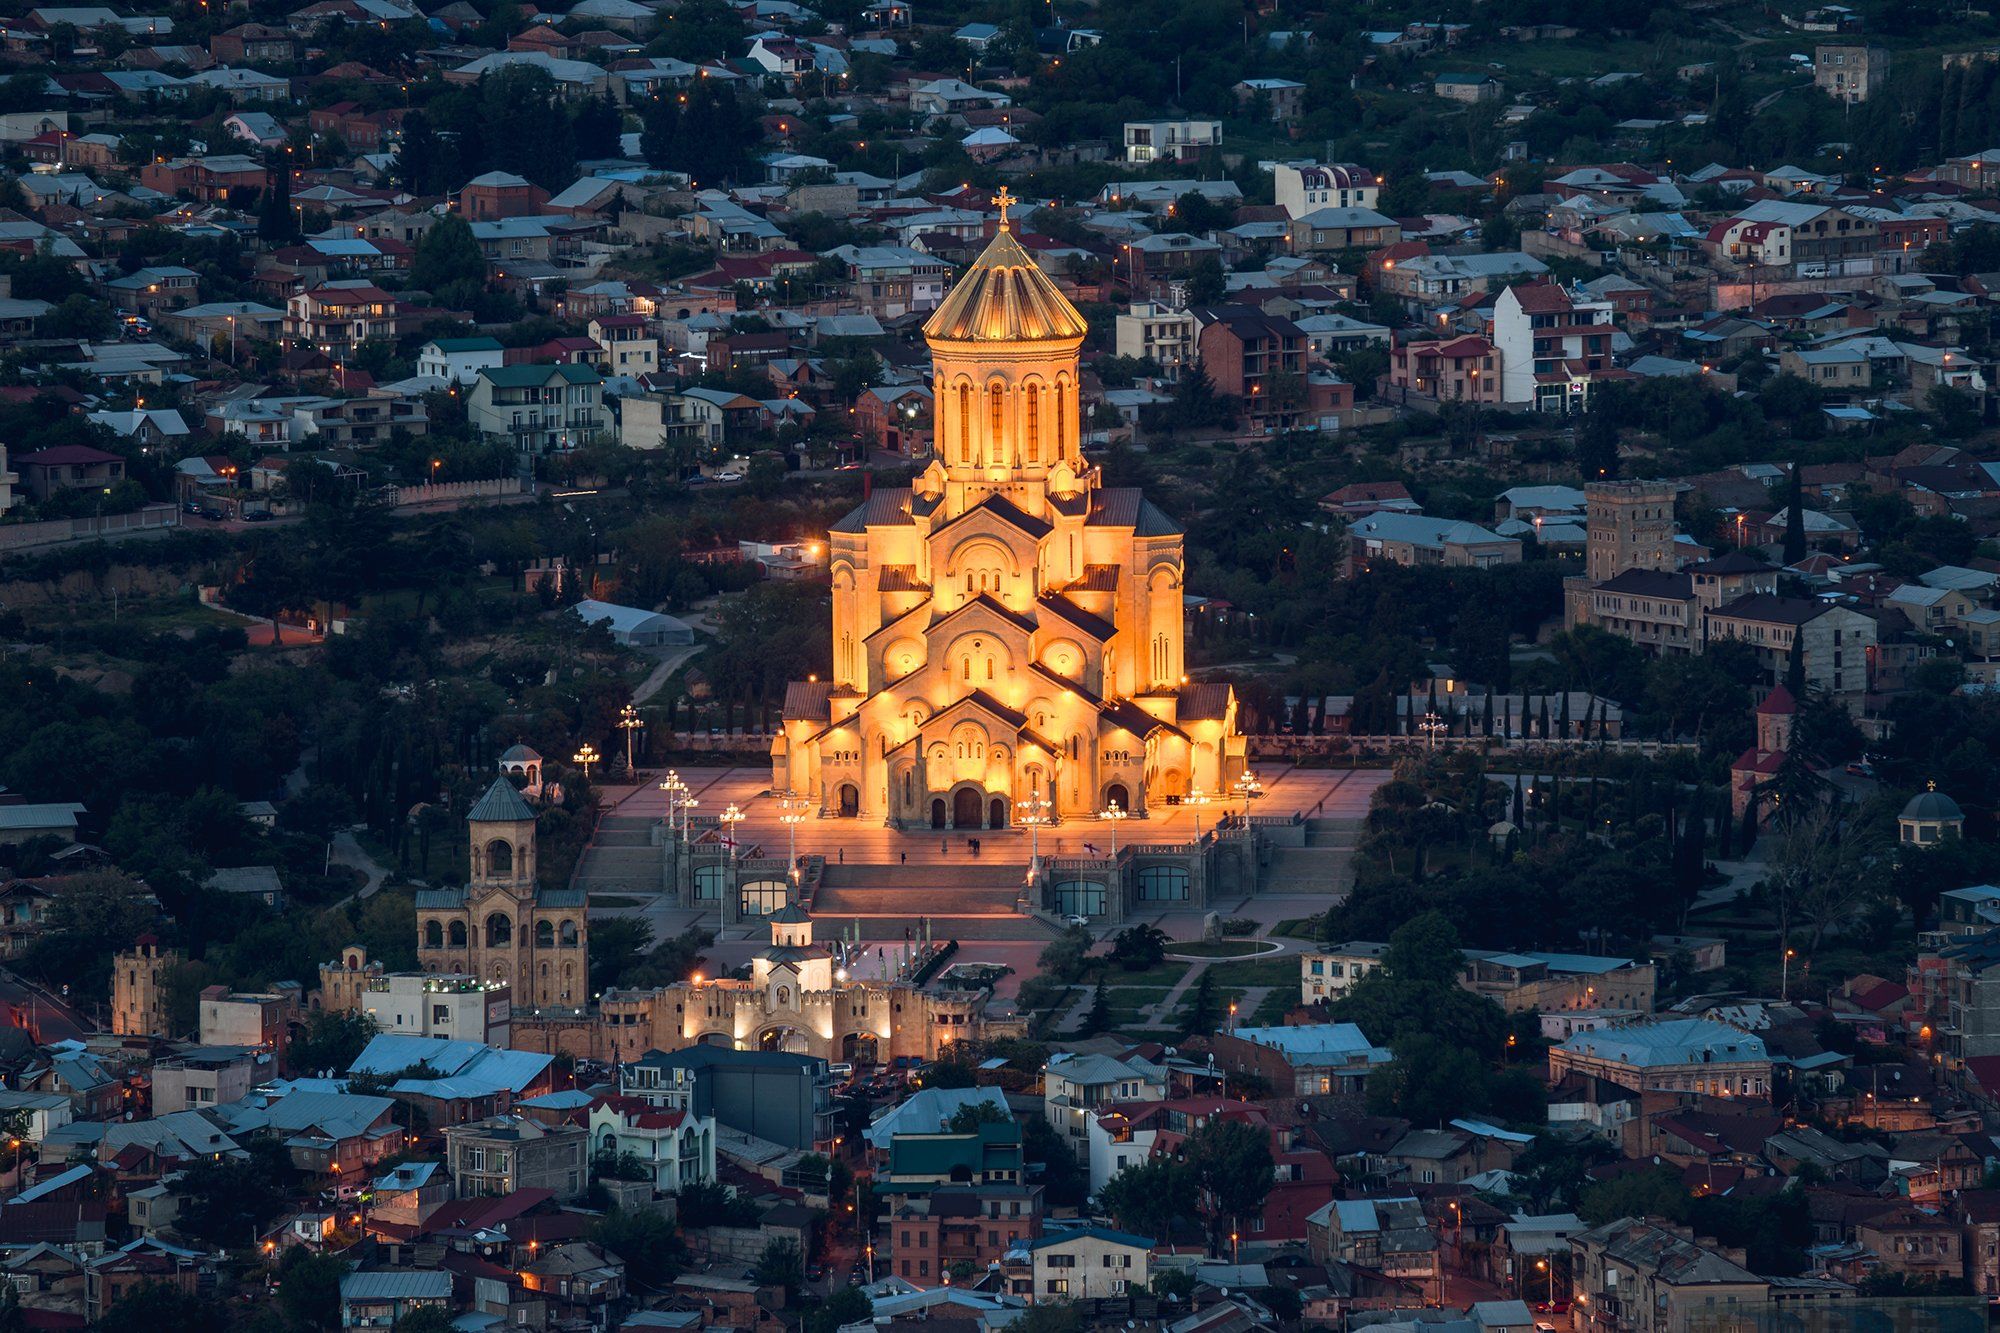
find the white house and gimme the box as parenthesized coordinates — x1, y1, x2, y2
(587, 1096, 717, 1193)
(416, 337, 505, 385)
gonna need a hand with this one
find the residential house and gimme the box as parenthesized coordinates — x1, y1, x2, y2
(1345, 512, 1522, 570)
(445, 1115, 588, 1201)
(468, 363, 607, 456)
(1123, 119, 1221, 164)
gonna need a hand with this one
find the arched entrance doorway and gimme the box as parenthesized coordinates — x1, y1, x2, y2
(952, 787, 982, 828)
(931, 798, 947, 829)
(988, 796, 1007, 829)
(841, 1032, 880, 1065)
(838, 784, 859, 817)
(758, 1027, 809, 1054)
(1105, 782, 1131, 812)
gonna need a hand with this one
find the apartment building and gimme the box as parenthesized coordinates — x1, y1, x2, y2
(1815, 43, 1889, 103)
(468, 363, 607, 457)
(1113, 302, 1194, 372)
(445, 1115, 589, 1200)
(1493, 281, 1617, 410)
(1273, 162, 1380, 218)
(1702, 594, 1876, 696)
(1570, 1218, 1767, 1333)
(1123, 118, 1221, 164)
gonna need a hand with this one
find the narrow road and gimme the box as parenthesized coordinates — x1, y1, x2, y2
(330, 831, 394, 907)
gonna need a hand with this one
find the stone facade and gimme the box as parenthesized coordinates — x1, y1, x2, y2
(415, 777, 588, 1010)
(773, 199, 1243, 828)
(511, 906, 1004, 1064)
(111, 936, 179, 1038)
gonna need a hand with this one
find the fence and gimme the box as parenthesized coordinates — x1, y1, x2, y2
(0, 503, 181, 552)
(387, 477, 525, 508)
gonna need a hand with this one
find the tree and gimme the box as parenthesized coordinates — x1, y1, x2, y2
(1766, 801, 1884, 959)
(753, 1237, 805, 1299)
(1082, 979, 1112, 1035)
(394, 1308, 458, 1333)
(1096, 1156, 1198, 1246)
(259, 157, 297, 243)
(1183, 1117, 1273, 1251)
(289, 1008, 378, 1074)
(410, 214, 488, 306)
(1107, 924, 1168, 971)
(1783, 462, 1807, 566)
(589, 916, 657, 989)
(1178, 970, 1222, 1037)
(1008, 1303, 1084, 1333)
(278, 1250, 350, 1329)
(1185, 254, 1226, 305)
(593, 1208, 687, 1287)
(805, 1287, 873, 1333)
(96, 1283, 231, 1333)
(171, 1137, 298, 1244)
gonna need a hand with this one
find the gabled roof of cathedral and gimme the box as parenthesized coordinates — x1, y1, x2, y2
(783, 680, 834, 721)
(468, 776, 536, 824)
(922, 218, 1088, 345)
(1036, 592, 1116, 643)
(934, 688, 1028, 729)
(930, 493, 1053, 543)
(928, 592, 1039, 637)
(1088, 487, 1181, 536)
(1101, 697, 1187, 742)
(830, 487, 913, 534)
(1177, 682, 1233, 722)
(1032, 660, 1103, 706)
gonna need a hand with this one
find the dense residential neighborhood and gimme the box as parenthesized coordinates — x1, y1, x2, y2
(10, 0, 2000, 1332)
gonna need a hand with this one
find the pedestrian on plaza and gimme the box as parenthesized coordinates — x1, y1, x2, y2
(941, 838, 947, 855)
(838, 848, 845, 864)
(900, 851, 907, 865)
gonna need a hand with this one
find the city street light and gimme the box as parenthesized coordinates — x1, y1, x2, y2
(1419, 709, 1448, 752)
(1782, 946, 1797, 1001)
(1232, 769, 1263, 824)
(1097, 800, 1127, 858)
(572, 742, 599, 780)
(1018, 791, 1052, 881)
(779, 791, 809, 882)
(616, 703, 645, 773)
(720, 803, 745, 866)
(658, 771, 691, 842)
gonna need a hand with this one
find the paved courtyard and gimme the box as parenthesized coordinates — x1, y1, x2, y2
(583, 764, 1388, 991)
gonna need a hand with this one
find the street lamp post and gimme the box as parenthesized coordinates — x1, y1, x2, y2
(1018, 791, 1052, 881)
(1419, 709, 1448, 752)
(616, 703, 645, 774)
(1232, 769, 1262, 826)
(1782, 946, 1797, 1001)
(658, 772, 683, 837)
(779, 792, 809, 883)
(572, 742, 599, 780)
(720, 803, 745, 867)
(1097, 800, 1127, 858)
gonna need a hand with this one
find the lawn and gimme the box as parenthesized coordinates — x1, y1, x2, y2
(1167, 939, 1273, 959)
(1206, 956, 1302, 988)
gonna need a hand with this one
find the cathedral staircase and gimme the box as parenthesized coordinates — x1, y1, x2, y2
(574, 814, 665, 898)
(811, 863, 1057, 939)
(1257, 815, 1364, 900)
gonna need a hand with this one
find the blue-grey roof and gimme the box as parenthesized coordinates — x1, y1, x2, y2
(340, 1270, 452, 1302)
(468, 776, 536, 824)
(1018, 1226, 1153, 1252)
(1556, 1018, 1766, 1067)
(349, 1035, 551, 1097)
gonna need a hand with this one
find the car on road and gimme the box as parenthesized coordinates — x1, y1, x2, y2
(1065, 914, 1089, 928)
(1845, 761, 1875, 777)
(716, 471, 744, 483)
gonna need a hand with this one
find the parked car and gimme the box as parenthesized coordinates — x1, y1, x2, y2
(1845, 761, 1874, 777)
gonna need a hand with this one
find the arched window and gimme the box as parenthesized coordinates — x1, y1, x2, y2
(448, 920, 467, 948)
(423, 920, 443, 949)
(1055, 379, 1069, 452)
(956, 383, 971, 463)
(1025, 386, 1040, 463)
(486, 839, 513, 877)
(989, 383, 1004, 458)
(535, 919, 554, 948)
(561, 920, 580, 947)
(986, 656, 994, 680)
(485, 912, 512, 947)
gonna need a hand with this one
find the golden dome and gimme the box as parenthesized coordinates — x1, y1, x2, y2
(923, 220, 1087, 346)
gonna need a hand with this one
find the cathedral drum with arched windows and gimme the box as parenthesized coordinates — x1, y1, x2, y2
(772, 192, 1243, 827)
(415, 773, 589, 1010)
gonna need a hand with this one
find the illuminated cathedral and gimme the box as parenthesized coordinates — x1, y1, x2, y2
(775, 192, 1244, 828)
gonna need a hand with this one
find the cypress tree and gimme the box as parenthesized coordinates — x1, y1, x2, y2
(1786, 634, 1807, 697)
(1783, 462, 1807, 566)
(1559, 691, 1572, 740)
(1482, 691, 1494, 737)
(1511, 781, 1525, 826)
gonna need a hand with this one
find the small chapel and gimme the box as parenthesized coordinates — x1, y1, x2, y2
(415, 776, 589, 1009)
(774, 191, 1244, 828)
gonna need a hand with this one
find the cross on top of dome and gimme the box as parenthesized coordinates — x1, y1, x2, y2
(993, 187, 1016, 230)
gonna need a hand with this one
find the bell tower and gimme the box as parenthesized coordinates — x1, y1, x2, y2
(922, 188, 1090, 522)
